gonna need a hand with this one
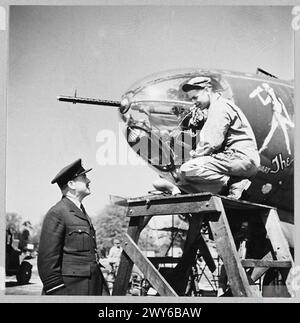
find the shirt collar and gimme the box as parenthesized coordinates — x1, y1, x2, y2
(65, 193, 81, 209)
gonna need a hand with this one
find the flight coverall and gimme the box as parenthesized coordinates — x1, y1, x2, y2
(177, 95, 260, 194)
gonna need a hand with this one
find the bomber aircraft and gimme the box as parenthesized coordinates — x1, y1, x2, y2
(58, 68, 294, 296)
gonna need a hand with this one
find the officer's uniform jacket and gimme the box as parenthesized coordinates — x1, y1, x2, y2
(38, 196, 108, 295)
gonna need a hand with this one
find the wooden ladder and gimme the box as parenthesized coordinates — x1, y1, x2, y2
(112, 193, 294, 297)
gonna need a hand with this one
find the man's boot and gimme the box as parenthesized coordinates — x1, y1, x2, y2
(227, 178, 251, 200)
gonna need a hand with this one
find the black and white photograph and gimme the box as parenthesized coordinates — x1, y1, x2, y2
(1, 2, 299, 303)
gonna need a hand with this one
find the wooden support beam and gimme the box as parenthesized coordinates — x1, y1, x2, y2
(250, 252, 273, 282)
(263, 209, 293, 262)
(163, 213, 204, 295)
(261, 208, 295, 297)
(197, 231, 216, 273)
(112, 216, 150, 295)
(126, 193, 218, 217)
(148, 257, 180, 265)
(122, 234, 178, 297)
(209, 196, 259, 297)
(241, 259, 292, 268)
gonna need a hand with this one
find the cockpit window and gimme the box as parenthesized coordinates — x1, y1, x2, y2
(124, 69, 231, 103)
(119, 69, 233, 171)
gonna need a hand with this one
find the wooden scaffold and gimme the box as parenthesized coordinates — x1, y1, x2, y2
(112, 193, 294, 297)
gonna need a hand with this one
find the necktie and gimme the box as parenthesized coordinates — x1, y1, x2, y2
(80, 204, 93, 228)
(80, 204, 86, 215)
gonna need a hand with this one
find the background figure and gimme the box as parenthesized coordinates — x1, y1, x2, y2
(6, 227, 14, 247)
(259, 83, 294, 155)
(107, 238, 123, 274)
(18, 221, 32, 253)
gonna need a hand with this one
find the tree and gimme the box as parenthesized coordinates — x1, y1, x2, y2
(31, 221, 43, 247)
(93, 203, 188, 257)
(6, 212, 43, 250)
(6, 213, 22, 236)
(94, 203, 129, 256)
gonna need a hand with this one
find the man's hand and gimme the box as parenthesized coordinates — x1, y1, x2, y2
(188, 106, 204, 128)
(189, 150, 197, 158)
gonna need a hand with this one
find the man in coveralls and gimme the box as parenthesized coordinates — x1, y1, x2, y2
(154, 76, 260, 198)
(38, 159, 109, 295)
(177, 76, 260, 198)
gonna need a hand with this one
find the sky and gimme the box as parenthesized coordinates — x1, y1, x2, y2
(6, 5, 294, 224)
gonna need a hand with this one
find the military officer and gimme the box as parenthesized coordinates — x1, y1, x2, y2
(38, 158, 109, 295)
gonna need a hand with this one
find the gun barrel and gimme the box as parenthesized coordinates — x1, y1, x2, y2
(57, 95, 121, 108)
